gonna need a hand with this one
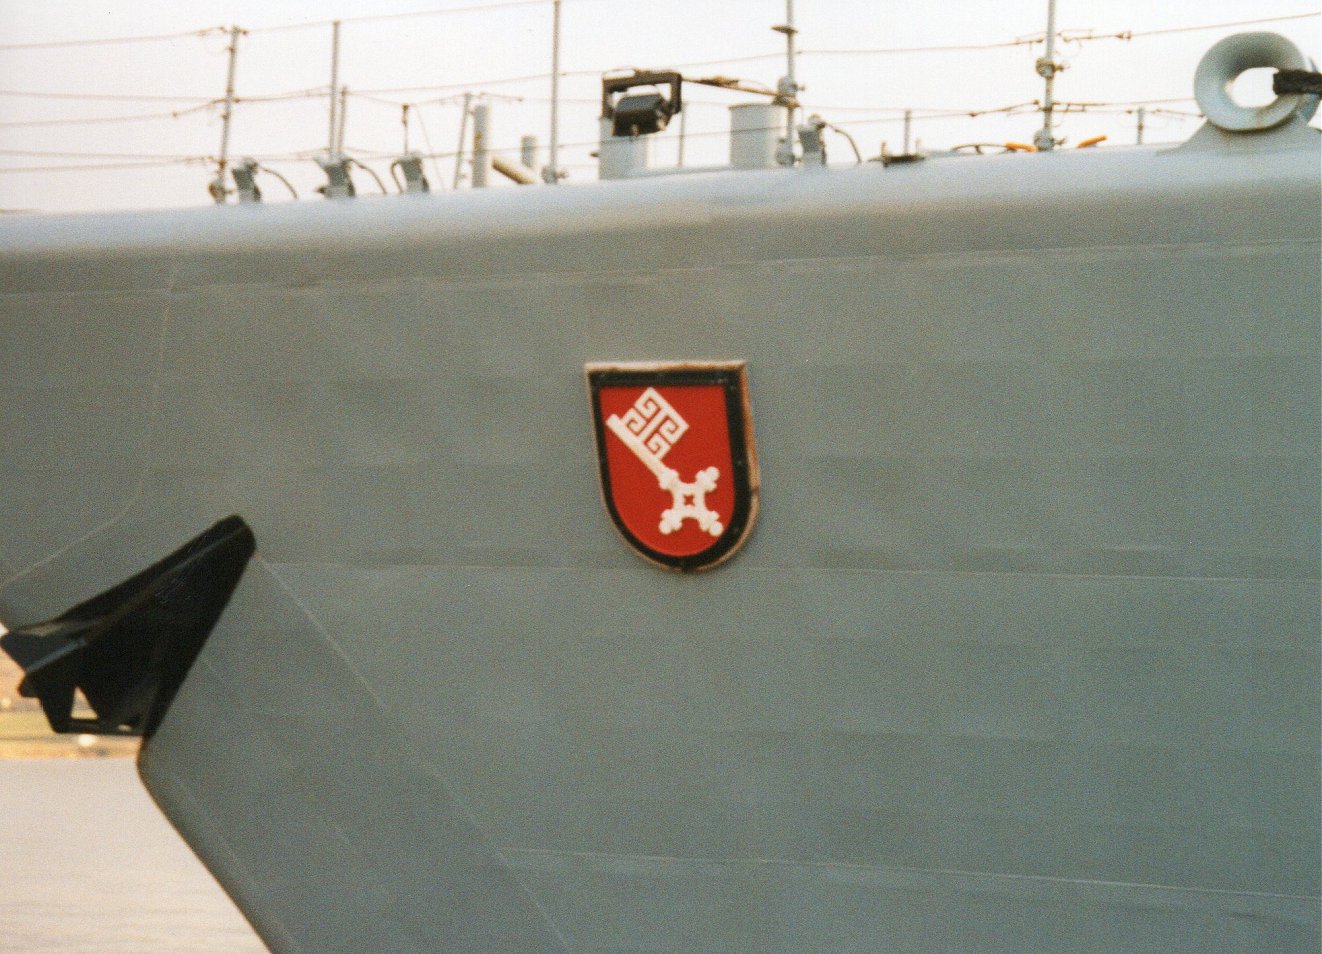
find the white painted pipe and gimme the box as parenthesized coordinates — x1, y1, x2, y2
(472, 101, 491, 188)
(327, 20, 341, 157)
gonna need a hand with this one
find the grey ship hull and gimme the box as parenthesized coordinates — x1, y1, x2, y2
(1, 125, 1318, 950)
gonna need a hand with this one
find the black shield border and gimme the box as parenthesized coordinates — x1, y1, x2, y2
(586, 361, 759, 572)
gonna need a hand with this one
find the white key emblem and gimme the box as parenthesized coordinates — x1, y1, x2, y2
(605, 387, 724, 536)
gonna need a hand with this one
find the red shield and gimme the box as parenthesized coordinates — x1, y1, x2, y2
(587, 361, 759, 571)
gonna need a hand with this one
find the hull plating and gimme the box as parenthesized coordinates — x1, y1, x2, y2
(1, 135, 1318, 951)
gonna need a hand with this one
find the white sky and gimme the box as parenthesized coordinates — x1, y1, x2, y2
(0, 0, 1318, 213)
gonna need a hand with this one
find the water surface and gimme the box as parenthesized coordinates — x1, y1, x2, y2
(1, 759, 266, 953)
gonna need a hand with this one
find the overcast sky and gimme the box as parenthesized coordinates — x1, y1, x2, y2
(0, 0, 1317, 213)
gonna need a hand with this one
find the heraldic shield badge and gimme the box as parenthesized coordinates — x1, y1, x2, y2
(587, 361, 760, 572)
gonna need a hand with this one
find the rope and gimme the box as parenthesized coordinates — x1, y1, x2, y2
(1274, 69, 1322, 97)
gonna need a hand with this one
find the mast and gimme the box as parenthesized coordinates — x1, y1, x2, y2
(209, 26, 242, 203)
(783, 0, 798, 97)
(545, 0, 562, 183)
(771, 0, 800, 165)
(1033, 0, 1060, 151)
(454, 92, 472, 188)
(471, 99, 490, 188)
(327, 20, 342, 158)
(335, 85, 349, 156)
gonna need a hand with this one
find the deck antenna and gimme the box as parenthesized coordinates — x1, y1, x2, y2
(327, 20, 342, 158)
(317, 20, 356, 198)
(771, 0, 800, 165)
(544, 0, 562, 183)
(1033, 0, 1062, 150)
(208, 26, 243, 204)
(677, 103, 688, 167)
(454, 92, 473, 188)
(335, 85, 349, 155)
(471, 98, 491, 188)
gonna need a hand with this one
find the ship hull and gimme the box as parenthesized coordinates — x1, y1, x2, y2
(1, 132, 1318, 950)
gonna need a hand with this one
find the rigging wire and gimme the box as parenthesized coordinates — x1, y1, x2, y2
(355, 71, 575, 96)
(232, 88, 333, 104)
(0, 147, 202, 160)
(349, 91, 533, 112)
(0, 147, 336, 164)
(0, 0, 558, 49)
(1057, 96, 1198, 108)
(0, 89, 214, 103)
(803, 38, 1035, 58)
(0, 91, 1198, 171)
(0, 86, 324, 113)
(800, 94, 1195, 117)
(387, 99, 1049, 163)
(352, 90, 605, 109)
(1060, 12, 1320, 44)
(6, 10, 1316, 105)
(1057, 104, 1203, 119)
(0, 25, 228, 52)
(0, 103, 217, 128)
(672, 12, 1320, 67)
(799, 100, 1046, 116)
(410, 104, 447, 188)
(1, 7, 1315, 195)
(800, 11, 1318, 57)
(0, 88, 1200, 181)
(246, 0, 552, 34)
(665, 52, 787, 71)
(815, 106, 1044, 131)
(0, 159, 201, 174)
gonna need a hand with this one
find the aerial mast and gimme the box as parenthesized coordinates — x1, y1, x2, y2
(208, 26, 243, 203)
(335, 86, 349, 156)
(327, 20, 342, 158)
(544, 0, 562, 183)
(317, 20, 355, 198)
(771, 0, 800, 165)
(1033, 0, 1061, 150)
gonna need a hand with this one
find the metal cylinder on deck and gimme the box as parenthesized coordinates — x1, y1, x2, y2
(472, 101, 491, 188)
(597, 118, 652, 180)
(520, 135, 539, 172)
(729, 103, 786, 170)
